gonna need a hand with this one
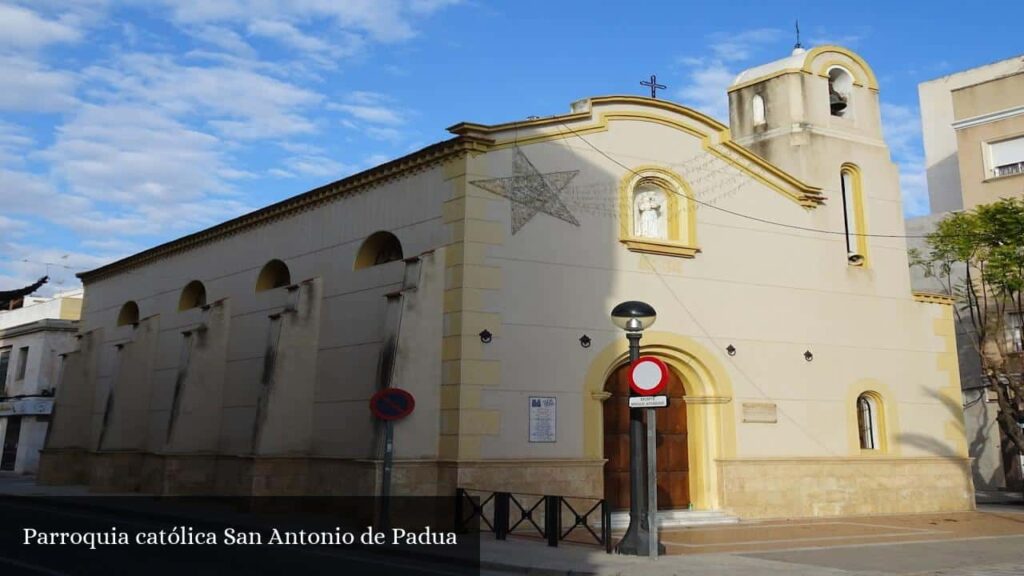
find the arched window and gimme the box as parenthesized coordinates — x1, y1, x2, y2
(178, 280, 207, 311)
(255, 259, 291, 292)
(354, 231, 403, 270)
(828, 67, 853, 117)
(633, 182, 669, 240)
(752, 93, 766, 126)
(117, 301, 139, 326)
(840, 164, 867, 265)
(856, 392, 882, 450)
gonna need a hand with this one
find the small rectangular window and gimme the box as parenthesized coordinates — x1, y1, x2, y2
(15, 346, 28, 381)
(0, 348, 10, 390)
(1006, 312, 1024, 353)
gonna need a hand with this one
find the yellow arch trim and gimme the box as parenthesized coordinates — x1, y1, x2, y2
(617, 166, 699, 255)
(727, 45, 879, 93)
(846, 380, 900, 455)
(583, 331, 736, 510)
(841, 162, 869, 265)
(803, 46, 879, 91)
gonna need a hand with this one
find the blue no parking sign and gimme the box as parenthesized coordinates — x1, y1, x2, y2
(369, 388, 416, 421)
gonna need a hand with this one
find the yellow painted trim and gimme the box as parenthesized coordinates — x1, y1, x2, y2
(620, 239, 700, 258)
(841, 163, 869, 266)
(616, 165, 700, 257)
(449, 96, 824, 208)
(803, 46, 879, 91)
(439, 152, 505, 460)
(727, 45, 879, 93)
(816, 60, 867, 88)
(846, 381, 900, 455)
(913, 292, 956, 305)
(583, 332, 736, 510)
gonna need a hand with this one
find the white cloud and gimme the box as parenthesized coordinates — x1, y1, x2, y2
(677, 61, 735, 122)
(0, 243, 116, 296)
(283, 155, 355, 178)
(83, 53, 323, 139)
(186, 24, 256, 57)
(0, 121, 35, 166)
(333, 104, 404, 126)
(0, 55, 78, 112)
(675, 29, 784, 121)
(0, 4, 82, 51)
(158, 0, 459, 44)
(881, 102, 929, 216)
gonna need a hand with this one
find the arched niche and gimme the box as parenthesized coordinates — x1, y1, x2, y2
(178, 280, 207, 311)
(354, 231, 404, 270)
(255, 259, 291, 292)
(117, 301, 139, 326)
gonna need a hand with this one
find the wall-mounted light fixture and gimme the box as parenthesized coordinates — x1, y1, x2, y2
(579, 335, 592, 348)
(479, 329, 493, 344)
(726, 344, 736, 356)
(804, 350, 814, 362)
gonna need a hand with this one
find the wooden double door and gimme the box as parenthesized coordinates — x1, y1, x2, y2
(603, 363, 689, 510)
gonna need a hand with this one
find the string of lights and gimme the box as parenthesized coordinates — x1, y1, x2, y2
(554, 119, 1009, 242)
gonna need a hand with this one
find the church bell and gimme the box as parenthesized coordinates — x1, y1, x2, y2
(829, 89, 847, 114)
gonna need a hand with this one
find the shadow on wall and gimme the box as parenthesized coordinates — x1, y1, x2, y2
(895, 386, 964, 458)
(962, 387, 1004, 490)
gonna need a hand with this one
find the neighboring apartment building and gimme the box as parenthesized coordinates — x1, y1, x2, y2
(910, 56, 1024, 491)
(918, 55, 1024, 213)
(0, 290, 82, 474)
(951, 70, 1024, 209)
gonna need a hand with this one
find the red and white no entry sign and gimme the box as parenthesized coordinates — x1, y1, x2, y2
(629, 356, 669, 396)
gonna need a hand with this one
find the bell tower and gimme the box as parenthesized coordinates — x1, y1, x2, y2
(727, 45, 902, 267)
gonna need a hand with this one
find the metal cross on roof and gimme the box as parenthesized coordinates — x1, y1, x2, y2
(640, 74, 666, 99)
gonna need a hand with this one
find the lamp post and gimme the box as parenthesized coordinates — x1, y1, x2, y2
(610, 301, 663, 556)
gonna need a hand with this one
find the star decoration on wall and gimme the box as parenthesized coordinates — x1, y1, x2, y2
(470, 148, 580, 234)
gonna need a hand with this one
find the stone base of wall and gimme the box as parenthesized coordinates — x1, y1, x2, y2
(89, 451, 146, 492)
(453, 459, 605, 499)
(34, 452, 603, 500)
(718, 457, 976, 519)
(37, 448, 91, 485)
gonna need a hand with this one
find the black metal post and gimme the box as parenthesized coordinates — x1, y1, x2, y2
(615, 331, 663, 556)
(545, 495, 560, 547)
(455, 488, 465, 532)
(494, 492, 510, 540)
(602, 499, 612, 554)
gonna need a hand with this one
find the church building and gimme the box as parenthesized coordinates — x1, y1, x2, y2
(40, 45, 973, 519)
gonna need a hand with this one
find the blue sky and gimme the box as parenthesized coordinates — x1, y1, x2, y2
(1, 0, 1022, 293)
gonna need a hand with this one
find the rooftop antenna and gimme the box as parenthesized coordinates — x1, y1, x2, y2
(792, 19, 805, 55)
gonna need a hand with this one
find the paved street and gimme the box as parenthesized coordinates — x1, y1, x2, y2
(2, 474, 1023, 575)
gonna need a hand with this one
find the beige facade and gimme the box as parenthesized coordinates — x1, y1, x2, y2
(40, 46, 973, 520)
(918, 55, 1024, 212)
(952, 71, 1024, 209)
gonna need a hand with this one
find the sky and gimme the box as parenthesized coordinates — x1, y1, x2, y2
(1, 0, 1023, 294)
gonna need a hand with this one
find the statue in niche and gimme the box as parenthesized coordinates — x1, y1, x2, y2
(634, 185, 667, 239)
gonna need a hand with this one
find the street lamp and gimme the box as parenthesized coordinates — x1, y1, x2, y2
(609, 301, 663, 556)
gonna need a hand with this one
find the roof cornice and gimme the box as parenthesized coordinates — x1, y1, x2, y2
(77, 135, 493, 284)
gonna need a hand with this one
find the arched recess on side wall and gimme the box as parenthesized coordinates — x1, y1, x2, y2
(255, 259, 291, 292)
(583, 331, 736, 510)
(354, 231, 404, 270)
(178, 280, 207, 311)
(117, 301, 139, 326)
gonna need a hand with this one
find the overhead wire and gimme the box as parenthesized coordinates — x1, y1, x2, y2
(554, 119, 1015, 242)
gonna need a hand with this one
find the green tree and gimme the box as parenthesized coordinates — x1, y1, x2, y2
(911, 198, 1024, 458)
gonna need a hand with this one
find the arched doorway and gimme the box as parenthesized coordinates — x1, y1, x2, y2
(603, 362, 689, 510)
